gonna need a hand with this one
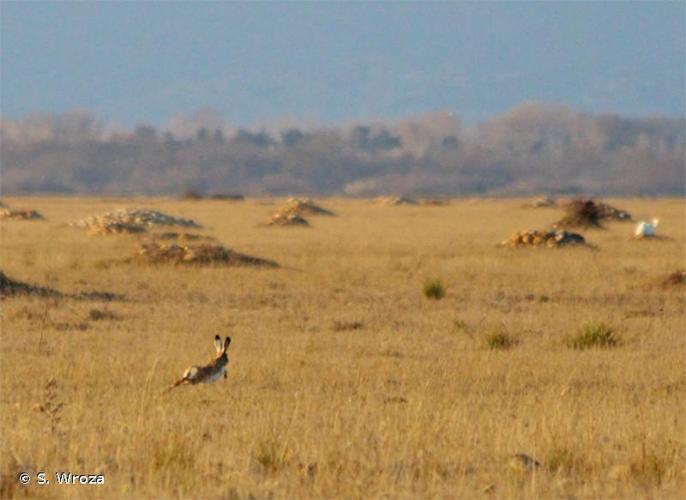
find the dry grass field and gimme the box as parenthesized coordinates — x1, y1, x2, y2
(1, 196, 685, 499)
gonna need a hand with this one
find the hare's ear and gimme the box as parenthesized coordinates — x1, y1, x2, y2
(224, 336, 232, 351)
(214, 335, 222, 353)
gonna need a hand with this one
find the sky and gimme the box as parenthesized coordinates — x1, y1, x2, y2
(1, 1, 684, 127)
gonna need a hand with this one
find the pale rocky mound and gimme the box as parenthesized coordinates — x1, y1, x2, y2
(133, 242, 278, 267)
(72, 208, 202, 235)
(524, 196, 556, 208)
(375, 196, 418, 206)
(266, 210, 310, 227)
(151, 232, 216, 243)
(502, 229, 587, 248)
(282, 197, 334, 216)
(0, 206, 43, 220)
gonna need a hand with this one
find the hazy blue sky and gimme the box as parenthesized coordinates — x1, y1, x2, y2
(2, 1, 684, 126)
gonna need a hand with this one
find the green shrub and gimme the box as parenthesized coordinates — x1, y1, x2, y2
(423, 280, 445, 300)
(568, 322, 618, 350)
(484, 331, 519, 350)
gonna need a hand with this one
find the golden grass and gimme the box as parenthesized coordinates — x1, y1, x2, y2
(1, 196, 685, 498)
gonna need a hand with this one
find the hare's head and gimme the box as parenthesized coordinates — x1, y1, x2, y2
(213, 335, 231, 357)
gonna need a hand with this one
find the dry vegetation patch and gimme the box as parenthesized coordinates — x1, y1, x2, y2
(659, 269, 686, 288)
(555, 199, 631, 229)
(0, 271, 61, 299)
(421, 198, 451, 206)
(0, 270, 122, 302)
(132, 242, 278, 267)
(1, 197, 684, 499)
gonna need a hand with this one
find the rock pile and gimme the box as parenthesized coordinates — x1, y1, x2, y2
(524, 196, 557, 208)
(266, 211, 309, 226)
(133, 242, 278, 267)
(421, 198, 450, 206)
(282, 197, 334, 216)
(596, 202, 631, 221)
(152, 232, 216, 243)
(375, 196, 418, 206)
(0, 206, 43, 220)
(555, 199, 631, 229)
(72, 208, 202, 235)
(502, 229, 587, 248)
(265, 197, 334, 226)
(554, 199, 604, 229)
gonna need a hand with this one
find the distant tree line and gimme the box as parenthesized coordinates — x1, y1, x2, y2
(1, 103, 684, 196)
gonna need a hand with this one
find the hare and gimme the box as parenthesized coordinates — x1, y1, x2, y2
(170, 335, 231, 390)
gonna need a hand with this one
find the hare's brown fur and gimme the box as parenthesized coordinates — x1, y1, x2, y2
(170, 335, 231, 390)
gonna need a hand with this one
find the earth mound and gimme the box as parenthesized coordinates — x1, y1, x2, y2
(502, 229, 587, 248)
(133, 242, 278, 267)
(72, 208, 202, 235)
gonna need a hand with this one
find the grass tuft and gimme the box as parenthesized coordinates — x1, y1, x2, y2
(423, 279, 445, 300)
(567, 322, 618, 350)
(484, 330, 519, 350)
(254, 437, 290, 474)
(332, 320, 364, 332)
(152, 437, 195, 472)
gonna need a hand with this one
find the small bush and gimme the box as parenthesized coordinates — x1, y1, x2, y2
(88, 308, 120, 321)
(546, 447, 577, 473)
(453, 319, 468, 333)
(485, 331, 519, 350)
(567, 322, 618, 350)
(254, 438, 290, 473)
(152, 437, 195, 472)
(423, 280, 445, 300)
(181, 187, 204, 200)
(332, 320, 364, 332)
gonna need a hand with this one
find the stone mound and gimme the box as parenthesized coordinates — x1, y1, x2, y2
(0, 206, 43, 220)
(524, 196, 557, 208)
(283, 197, 334, 216)
(133, 242, 278, 267)
(266, 210, 310, 227)
(72, 208, 202, 235)
(555, 199, 631, 229)
(152, 232, 216, 243)
(502, 229, 587, 248)
(421, 199, 450, 206)
(597, 202, 632, 221)
(375, 196, 418, 206)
